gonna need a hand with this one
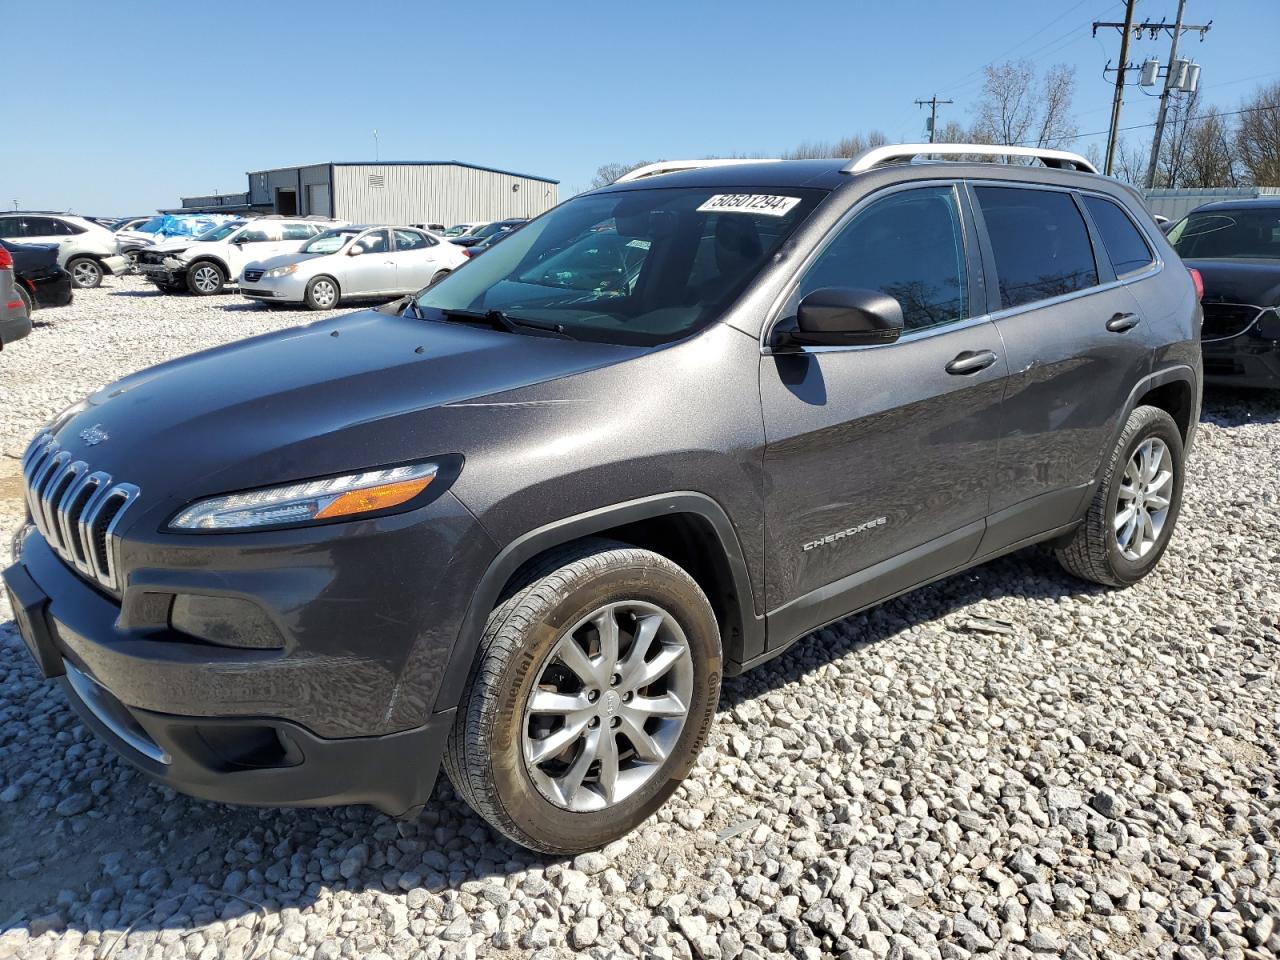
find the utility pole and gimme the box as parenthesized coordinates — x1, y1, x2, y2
(1094, 0, 1138, 176)
(1143, 0, 1212, 188)
(915, 95, 954, 144)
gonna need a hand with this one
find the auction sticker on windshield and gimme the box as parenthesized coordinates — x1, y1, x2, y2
(696, 194, 802, 217)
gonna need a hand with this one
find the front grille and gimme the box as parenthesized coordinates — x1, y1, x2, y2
(20, 433, 140, 592)
(1202, 303, 1263, 341)
(137, 250, 169, 267)
(243, 268, 265, 282)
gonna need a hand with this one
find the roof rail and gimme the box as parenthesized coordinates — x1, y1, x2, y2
(844, 143, 1097, 175)
(613, 158, 780, 184)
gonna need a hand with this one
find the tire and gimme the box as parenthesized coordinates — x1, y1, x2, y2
(15, 285, 33, 314)
(304, 276, 340, 310)
(186, 261, 226, 296)
(444, 539, 722, 854)
(155, 280, 184, 293)
(1056, 405, 1185, 587)
(429, 269, 450, 286)
(67, 257, 103, 289)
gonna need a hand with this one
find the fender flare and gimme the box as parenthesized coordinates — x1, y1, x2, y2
(185, 256, 229, 280)
(432, 492, 763, 712)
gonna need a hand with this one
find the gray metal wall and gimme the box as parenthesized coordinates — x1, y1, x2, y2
(1143, 186, 1280, 221)
(332, 165, 559, 225)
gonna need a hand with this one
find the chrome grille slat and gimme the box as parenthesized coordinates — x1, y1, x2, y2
(19, 432, 140, 592)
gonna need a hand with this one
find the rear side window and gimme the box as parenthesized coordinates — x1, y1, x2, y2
(798, 185, 969, 332)
(0, 218, 19, 239)
(975, 186, 1098, 310)
(1083, 196, 1154, 276)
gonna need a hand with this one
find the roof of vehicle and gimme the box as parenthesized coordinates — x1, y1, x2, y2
(1188, 197, 1280, 213)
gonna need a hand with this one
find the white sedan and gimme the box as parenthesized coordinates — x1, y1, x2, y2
(239, 226, 468, 309)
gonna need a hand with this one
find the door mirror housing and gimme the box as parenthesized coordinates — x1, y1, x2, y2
(348, 244, 364, 256)
(777, 287, 904, 350)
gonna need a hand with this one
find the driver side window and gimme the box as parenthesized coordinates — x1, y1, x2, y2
(797, 186, 970, 333)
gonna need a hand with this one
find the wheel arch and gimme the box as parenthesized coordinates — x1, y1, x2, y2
(433, 492, 763, 714)
(187, 255, 229, 277)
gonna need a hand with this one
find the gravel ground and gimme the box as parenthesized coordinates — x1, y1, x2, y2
(1, 276, 1279, 960)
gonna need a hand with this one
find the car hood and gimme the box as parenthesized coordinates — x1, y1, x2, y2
(52, 309, 642, 511)
(248, 251, 328, 271)
(1184, 258, 1280, 307)
(148, 237, 196, 254)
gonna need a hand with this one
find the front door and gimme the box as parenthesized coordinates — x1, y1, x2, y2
(970, 184, 1154, 547)
(343, 229, 397, 295)
(761, 184, 1007, 639)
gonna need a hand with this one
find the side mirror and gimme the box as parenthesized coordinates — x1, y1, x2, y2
(348, 245, 364, 256)
(778, 287, 904, 349)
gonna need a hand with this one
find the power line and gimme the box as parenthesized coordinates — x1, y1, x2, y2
(1010, 102, 1278, 145)
(915, 96, 954, 143)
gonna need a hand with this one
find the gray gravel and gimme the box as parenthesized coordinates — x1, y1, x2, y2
(2, 276, 1279, 959)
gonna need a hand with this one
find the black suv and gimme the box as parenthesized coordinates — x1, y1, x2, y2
(4, 144, 1201, 854)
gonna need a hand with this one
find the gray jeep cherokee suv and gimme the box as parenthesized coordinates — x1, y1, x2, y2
(4, 144, 1201, 853)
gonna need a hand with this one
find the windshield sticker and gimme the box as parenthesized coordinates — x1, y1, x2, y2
(697, 194, 802, 217)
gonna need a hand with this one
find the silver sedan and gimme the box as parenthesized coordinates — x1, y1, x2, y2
(239, 226, 468, 310)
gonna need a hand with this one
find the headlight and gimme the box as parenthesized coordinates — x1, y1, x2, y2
(169, 462, 440, 531)
(265, 264, 298, 279)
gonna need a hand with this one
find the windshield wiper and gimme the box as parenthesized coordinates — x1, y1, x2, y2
(439, 308, 574, 340)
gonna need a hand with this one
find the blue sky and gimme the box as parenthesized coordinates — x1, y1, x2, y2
(8, 0, 1278, 214)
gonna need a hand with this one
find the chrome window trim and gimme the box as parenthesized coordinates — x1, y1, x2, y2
(759, 179, 979, 356)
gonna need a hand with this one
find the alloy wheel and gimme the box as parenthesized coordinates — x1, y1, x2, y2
(72, 261, 101, 287)
(192, 265, 221, 293)
(522, 601, 694, 813)
(1115, 437, 1174, 561)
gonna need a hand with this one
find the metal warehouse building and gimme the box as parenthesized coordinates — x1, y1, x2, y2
(173, 161, 560, 224)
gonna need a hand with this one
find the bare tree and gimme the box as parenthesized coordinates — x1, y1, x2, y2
(973, 59, 1079, 157)
(780, 131, 889, 160)
(1155, 88, 1203, 188)
(589, 161, 655, 189)
(1182, 108, 1240, 187)
(1235, 81, 1280, 186)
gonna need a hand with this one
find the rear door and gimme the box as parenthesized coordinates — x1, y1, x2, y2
(389, 229, 439, 291)
(971, 183, 1152, 552)
(760, 183, 1008, 635)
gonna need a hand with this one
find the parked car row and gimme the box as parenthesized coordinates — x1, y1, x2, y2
(0, 213, 129, 289)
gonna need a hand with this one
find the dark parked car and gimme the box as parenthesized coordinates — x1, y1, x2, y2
(1166, 198, 1280, 388)
(0, 243, 32, 348)
(450, 217, 527, 247)
(0, 240, 74, 311)
(5, 144, 1201, 853)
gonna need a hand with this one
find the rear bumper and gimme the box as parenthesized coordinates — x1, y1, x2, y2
(0, 303, 31, 345)
(27, 270, 74, 308)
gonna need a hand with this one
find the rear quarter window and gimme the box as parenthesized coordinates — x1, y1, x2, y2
(1083, 195, 1154, 276)
(975, 186, 1099, 310)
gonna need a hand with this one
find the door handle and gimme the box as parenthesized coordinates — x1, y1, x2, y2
(946, 350, 999, 375)
(1106, 312, 1141, 333)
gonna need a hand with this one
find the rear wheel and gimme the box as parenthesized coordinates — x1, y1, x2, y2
(304, 276, 339, 310)
(1056, 405, 1184, 587)
(186, 261, 226, 295)
(67, 257, 103, 289)
(444, 540, 722, 854)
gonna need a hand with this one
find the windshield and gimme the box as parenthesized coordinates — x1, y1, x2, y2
(414, 186, 824, 345)
(473, 220, 522, 240)
(197, 221, 246, 242)
(1168, 208, 1280, 260)
(302, 229, 361, 255)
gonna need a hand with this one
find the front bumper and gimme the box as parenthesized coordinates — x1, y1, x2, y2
(138, 260, 187, 286)
(102, 254, 130, 277)
(4, 488, 496, 815)
(240, 272, 309, 303)
(1202, 310, 1280, 389)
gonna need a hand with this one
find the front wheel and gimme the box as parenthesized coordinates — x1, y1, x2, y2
(186, 261, 226, 295)
(67, 257, 103, 289)
(1056, 405, 1185, 587)
(444, 539, 722, 854)
(304, 276, 339, 310)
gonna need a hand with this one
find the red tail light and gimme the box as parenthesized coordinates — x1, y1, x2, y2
(1188, 267, 1204, 301)
(0, 245, 12, 270)
(5, 300, 22, 310)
